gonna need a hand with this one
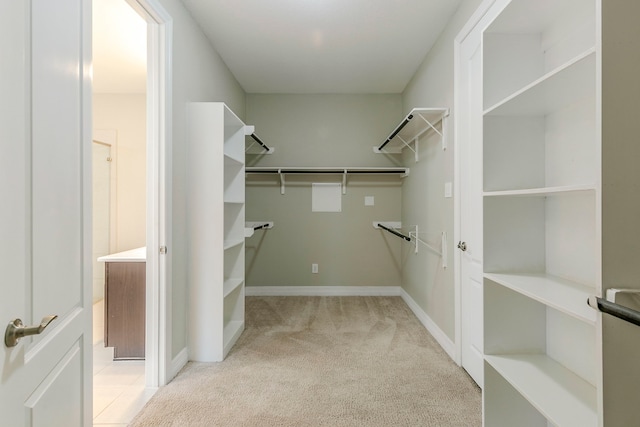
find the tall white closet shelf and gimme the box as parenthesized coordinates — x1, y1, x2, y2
(481, 0, 640, 426)
(187, 102, 247, 362)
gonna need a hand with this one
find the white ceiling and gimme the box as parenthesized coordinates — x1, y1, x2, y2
(93, 0, 462, 94)
(93, 0, 147, 94)
(182, 0, 462, 93)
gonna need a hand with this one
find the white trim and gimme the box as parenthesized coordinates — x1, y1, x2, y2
(245, 286, 402, 297)
(453, 0, 500, 368)
(400, 289, 456, 361)
(127, 0, 173, 388)
(168, 347, 189, 381)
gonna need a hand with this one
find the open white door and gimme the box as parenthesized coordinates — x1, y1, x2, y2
(0, 0, 92, 425)
(458, 29, 485, 387)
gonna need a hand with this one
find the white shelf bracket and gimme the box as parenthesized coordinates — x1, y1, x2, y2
(342, 169, 348, 195)
(408, 227, 447, 268)
(441, 113, 448, 151)
(279, 169, 285, 195)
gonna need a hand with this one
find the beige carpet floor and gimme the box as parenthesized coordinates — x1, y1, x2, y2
(129, 296, 481, 426)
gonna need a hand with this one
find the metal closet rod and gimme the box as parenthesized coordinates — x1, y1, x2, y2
(377, 223, 411, 242)
(253, 223, 270, 231)
(246, 169, 406, 174)
(378, 113, 414, 151)
(588, 296, 640, 327)
(250, 133, 271, 151)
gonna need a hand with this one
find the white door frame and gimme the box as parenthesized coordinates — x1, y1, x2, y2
(453, 0, 497, 366)
(125, 0, 173, 387)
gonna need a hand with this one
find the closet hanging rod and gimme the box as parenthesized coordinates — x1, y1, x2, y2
(587, 296, 640, 327)
(377, 223, 411, 242)
(249, 133, 273, 153)
(245, 167, 409, 175)
(378, 114, 414, 151)
(253, 223, 271, 231)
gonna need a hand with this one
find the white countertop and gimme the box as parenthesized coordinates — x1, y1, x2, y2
(97, 247, 146, 262)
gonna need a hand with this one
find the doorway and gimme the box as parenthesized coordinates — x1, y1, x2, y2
(92, 0, 152, 423)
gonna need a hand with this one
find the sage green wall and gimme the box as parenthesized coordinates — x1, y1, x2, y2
(158, 0, 246, 360)
(245, 94, 404, 287)
(400, 0, 484, 340)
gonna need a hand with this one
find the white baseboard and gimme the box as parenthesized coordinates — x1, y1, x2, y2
(245, 285, 402, 297)
(168, 347, 188, 381)
(400, 289, 456, 362)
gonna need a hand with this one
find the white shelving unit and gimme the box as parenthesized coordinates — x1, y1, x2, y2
(187, 102, 247, 362)
(373, 108, 449, 158)
(482, 1, 640, 426)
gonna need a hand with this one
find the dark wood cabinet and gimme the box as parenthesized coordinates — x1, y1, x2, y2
(104, 262, 145, 360)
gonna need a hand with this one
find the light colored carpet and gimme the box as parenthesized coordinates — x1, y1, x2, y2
(129, 296, 481, 426)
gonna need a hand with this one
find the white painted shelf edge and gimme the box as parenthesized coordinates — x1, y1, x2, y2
(224, 152, 244, 166)
(485, 354, 597, 427)
(483, 48, 596, 116)
(483, 184, 596, 197)
(223, 238, 244, 251)
(484, 272, 597, 324)
(223, 278, 244, 298)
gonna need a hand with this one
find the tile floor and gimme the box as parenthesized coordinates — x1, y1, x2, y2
(93, 300, 155, 426)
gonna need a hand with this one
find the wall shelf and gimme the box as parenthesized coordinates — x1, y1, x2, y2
(485, 272, 596, 324)
(245, 125, 274, 154)
(244, 221, 274, 238)
(246, 167, 409, 194)
(374, 107, 449, 159)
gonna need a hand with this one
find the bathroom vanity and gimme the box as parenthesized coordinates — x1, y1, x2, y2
(97, 247, 146, 360)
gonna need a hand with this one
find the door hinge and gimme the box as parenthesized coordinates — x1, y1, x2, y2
(159, 246, 168, 254)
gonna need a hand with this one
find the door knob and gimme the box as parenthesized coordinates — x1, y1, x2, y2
(5, 315, 58, 347)
(457, 241, 467, 252)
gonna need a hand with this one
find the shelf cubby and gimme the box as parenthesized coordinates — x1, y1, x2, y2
(484, 192, 596, 289)
(483, 0, 596, 109)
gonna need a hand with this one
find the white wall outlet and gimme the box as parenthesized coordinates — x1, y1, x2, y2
(444, 182, 453, 198)
(365, 196, 374, 206)
(312, 263, 319, 274)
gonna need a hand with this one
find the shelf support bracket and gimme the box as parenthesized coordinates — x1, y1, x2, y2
(342, 169, 348, 195)
(279, 169, 285, 195)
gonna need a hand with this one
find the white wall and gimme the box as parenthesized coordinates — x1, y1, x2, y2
(401, 0, 484, 340)
(93, 93, 147, 252)
(156, 0, 246, 360)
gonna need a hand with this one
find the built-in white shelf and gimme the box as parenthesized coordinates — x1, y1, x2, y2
(485, 354, 597, 427)
(223, 238, 244, 251)
(245, 167, 409, 194)
(484, 49, 595, 117)
(223, 278, 244, 298)
(374, 107, 449, 156)
(485, 272, 596, 324)
(188, 102, 246, 362)
(224, 152, 244, 166)
(483, 184, 595, 198)
(223, 320, 244, 356)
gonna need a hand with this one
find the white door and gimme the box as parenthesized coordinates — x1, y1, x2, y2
(0, 0, 92, 425)
(457, 9, 494, 388)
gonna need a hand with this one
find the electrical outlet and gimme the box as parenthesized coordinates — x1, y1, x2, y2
(312, 263, 319, 274)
